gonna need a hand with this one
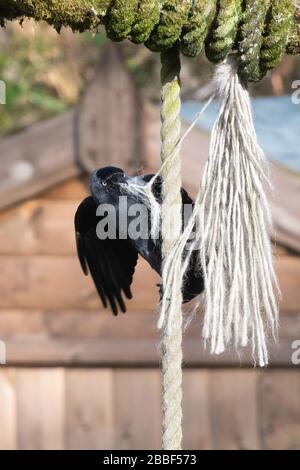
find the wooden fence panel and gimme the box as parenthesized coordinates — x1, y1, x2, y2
(209, 370, 260, 450)
(0, 367, 299, 450)
(0, 256, 159, 311)
(113, 369, 161, 450)
(0, 200, 79, 255)
(0, 311, 298, 367)
(66, 368, 114, 450)
(0, 111, 79, 212)
(0, 368, 17, 450)
(258, 370, 300, 450)
(16, 368, 65, 450)
(0, 254, 297, 312)
(182, 370, 212, 450)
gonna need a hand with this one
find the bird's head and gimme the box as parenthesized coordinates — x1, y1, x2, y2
(90, 167, 159, 237)
(90, 166, 127, 205)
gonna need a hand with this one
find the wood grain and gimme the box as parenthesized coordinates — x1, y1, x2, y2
(0, 111, 79, 211)
(0, 366, 299, 449)
(0, 311, 298, 366)
(16, 368, 65, 450)
(209, 369, 260, 450)
(78, 42, 144, 175)
(0, 368, 17, 450)
(66, 368, 114, 450)
(276, 256, 300, 312)
(0, 256, 159, 310)
(0, 310, 156, 338)
(0, 200, 79, 255)
(258, 370, 300, 450)
(42, 178, 88, 200)
(182, 370, 212, 450)
(113, 369, 161, 450)
(0, 254, 298, 311)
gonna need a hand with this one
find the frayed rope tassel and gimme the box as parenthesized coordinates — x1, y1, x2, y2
(158, 55, 279, 367)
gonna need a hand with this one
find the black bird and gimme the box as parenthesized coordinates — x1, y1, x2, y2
(75, 166, 204, 315)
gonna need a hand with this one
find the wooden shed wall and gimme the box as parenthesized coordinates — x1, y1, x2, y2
(0, 177, 299, 450)
(1, 367, 300, 450)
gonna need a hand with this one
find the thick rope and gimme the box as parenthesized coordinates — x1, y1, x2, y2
(181, 0, 216, 57)
(1, 1, 299, 65)
(106, 0, 139, 41)
(287, 5, 300, 54)
(159, 45, 183, 451)
(146, 0, 191, 52)
(205, 0, 242, 64)
(238, 0, 271, 83)
(260, 0, 295, 74)
(130, 0, 160, 44)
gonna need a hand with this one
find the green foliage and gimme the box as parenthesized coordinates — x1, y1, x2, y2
(0, 22, 106, 136)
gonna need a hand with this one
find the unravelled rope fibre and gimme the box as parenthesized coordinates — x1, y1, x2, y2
(0, 0, 299, 81)
(159, 45, 183, 450)
(159, 54, 278, 367)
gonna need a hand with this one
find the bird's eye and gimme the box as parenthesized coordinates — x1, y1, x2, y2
(102, 181, 107, 186)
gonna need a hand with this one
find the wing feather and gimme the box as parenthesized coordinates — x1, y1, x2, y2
(75, 197, 138, 315)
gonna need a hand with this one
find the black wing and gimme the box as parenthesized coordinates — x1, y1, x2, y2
(75, 197, 138, 315)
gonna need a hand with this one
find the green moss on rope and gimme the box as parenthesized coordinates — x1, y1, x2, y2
(238, 0, 271, 83)
(286, 10, 300, 55)
(130, 0, 160, 44)
(106, 0, 139, 41)
(0, 0, 299, 69)
(260, 0, 295, 73)
(181, 0, 216, 57)
(1, 0, 110, 32)
(205, 0, 242, 64)
(146, 0, 191, 52)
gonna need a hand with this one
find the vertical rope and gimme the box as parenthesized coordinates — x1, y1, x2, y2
(159, 45, 183, 450)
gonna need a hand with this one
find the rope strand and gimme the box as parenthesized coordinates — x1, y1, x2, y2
(160, 45, 183, 451)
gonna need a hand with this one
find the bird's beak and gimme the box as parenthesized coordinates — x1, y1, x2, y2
(108, 173, 127, 186)
(122, 175, 130, 185)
